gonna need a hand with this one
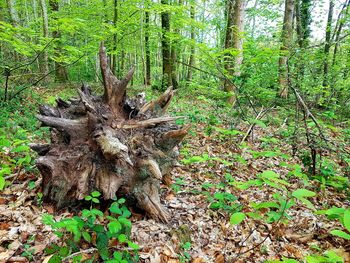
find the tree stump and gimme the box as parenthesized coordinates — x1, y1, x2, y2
(31, 43, 188, 222)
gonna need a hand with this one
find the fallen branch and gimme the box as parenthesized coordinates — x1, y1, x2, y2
(62, 248, 97, 262)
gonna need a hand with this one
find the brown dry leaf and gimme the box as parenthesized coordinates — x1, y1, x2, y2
(149, 251, 161, 263)
(0, 198, 7, 205)
(166, 193, 176, 201)
(43, 205, 54, 214)
(0, 251, 12, 262)
(42, 255, 54, 263)
(20, 231, 30, 243)
(284, 244, 303, 259)
(192, 258, 205, 263)
(31, 244, 46, 255)
(0, 222, 10, 230)
(7, 256, 28, 262)
(214, 253, 225, 263)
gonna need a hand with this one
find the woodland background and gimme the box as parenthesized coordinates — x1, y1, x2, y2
(0, 0, 350, 262)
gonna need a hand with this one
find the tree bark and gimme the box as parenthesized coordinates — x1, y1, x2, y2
(161, 0, 173, 90)
(39, 0, 49, 83)
(278, 0, 294, 98)
(6, 0, 19, 26)
(32, 44, 188, 222)
(145, 7, 151, 86)
(186, 1, 195, 82)
(224, 0, 245, 104)
(322, 0, 334, 88)
(112, 0, 118, 75)
(331, 0, 349, 66)
(49, 0, 68, 82)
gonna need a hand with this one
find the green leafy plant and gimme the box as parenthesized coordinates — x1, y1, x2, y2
(42, 194, 139, 262)
(0, 128, 33, 190)
(305, 250, 343, 263)
(178, 242, 191, 263)
(317, 207, 350, 240)
(206, 191, 241, 213)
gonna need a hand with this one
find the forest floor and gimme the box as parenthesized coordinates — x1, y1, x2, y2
(0, 85, 349, 263)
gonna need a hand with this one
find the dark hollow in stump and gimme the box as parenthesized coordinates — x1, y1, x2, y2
(31, 43, 189, 222)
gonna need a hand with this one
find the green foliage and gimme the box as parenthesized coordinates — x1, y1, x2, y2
(207, 191, 241, 213)
(178, 242, 191, 263)
(229, 212, 246, 225)
(317, 207, 350, 241)
(305, 250, 344, 263)
(42, 194, 138, 262)
(0, 128, 33, 190)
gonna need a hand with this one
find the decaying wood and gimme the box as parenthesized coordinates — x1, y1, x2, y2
(32, 43, 188, 222)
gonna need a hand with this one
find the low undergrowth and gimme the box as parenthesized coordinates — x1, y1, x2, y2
(0, 84, 349, 262)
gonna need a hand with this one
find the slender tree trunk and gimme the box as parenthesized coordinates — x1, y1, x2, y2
(278, 0, 294, 98)
(39, 0, 49, 82)
(224, 0, 245, 104)
(145, 8, 151, 86)
(295, 0, 311, 90)
(6, 0, 19, 26)
(250, 0, 259, 38)
(32, 0, 38, 20)
(331, 0, 350, 66)
(112, 0, 118, 74)
(232, 0, 245, 77)
(161, 0, 172, 90)
(49, 0, 68, 82)
(322, 0, 334, 88)
(186, 1, 195, 82)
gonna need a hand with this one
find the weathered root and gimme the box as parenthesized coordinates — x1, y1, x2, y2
(34, 43, 188, 221)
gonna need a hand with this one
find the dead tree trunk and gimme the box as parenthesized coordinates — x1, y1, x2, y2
(31, 43, 188, 222)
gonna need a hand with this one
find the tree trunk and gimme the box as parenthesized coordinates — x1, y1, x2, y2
(186, 1, 195, 82)
(322, 0, 334, 88)
(31, 44, 188, 222)
(295, 0, 311, 89)
(278, 0, 294, 98)
(6, 0, 19, 26)
(224, 0, 245, 104)
(49, 0, 68, 82)
(161, 0, 173, 90)
(39, 0, 49, 83)
(331, 0, 349, 66)
(112, 0, 118, 75)
(145, 8, 151, 86)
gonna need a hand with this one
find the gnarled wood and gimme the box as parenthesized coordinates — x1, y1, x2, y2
(34, 43, 188, 222)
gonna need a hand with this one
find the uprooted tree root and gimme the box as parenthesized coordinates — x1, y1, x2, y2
(31, 43, 189, 222)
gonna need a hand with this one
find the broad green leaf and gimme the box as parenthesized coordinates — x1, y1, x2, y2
(260, 170, 279, 179)
(11, 145, 30, 153)
(252, 201, 279, 210)
(48, 254, 62, 263)
(92, 198, 100, 203)
(0, 176, 5, 190)
(108, 221, 122, 234)
(118, 234, 127, 243)
(82, 231, 91, 242)
(330, 229, 350, 240)
(0, 167, 11, 176)
(117, 198, 126, 204)
(110, 203, 122, 214)
(127, 241, 140, 250)
(91, 191, 101, 197)
(230, 212, 246, 225)
(323, 250, 344, 262)
(343, 209, 350, 232)
(292, 189, 316, 198)
(58, 246, 69, 257)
